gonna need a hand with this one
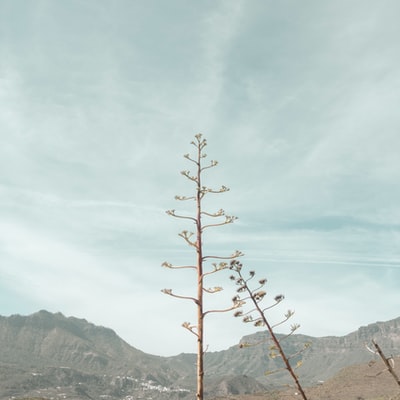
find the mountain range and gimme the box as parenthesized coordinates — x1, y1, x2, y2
(1, 310, 399, 399)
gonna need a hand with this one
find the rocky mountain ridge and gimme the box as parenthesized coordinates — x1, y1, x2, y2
(1, 310, 399, 399)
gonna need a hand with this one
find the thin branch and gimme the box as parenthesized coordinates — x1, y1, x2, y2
(200, 160, 218, 171)
(365, 342, 377, 355)
(203, 250, 244, 260)
(239, 337, 272, 348)
(181, 170, 198, 182)
(271, 310, 295, 329)
(204, 302, 242, 317)
(233, 307, 255, 318)
(166, 209, 197, 222)
(202, 270, 222, 277)
(161, 262, 196, 270)
(201, 209, 225, 217)
(182, 321, 199, 337)
(206, 185, 230, 194)
(183, 153, 198, 165)
(262, 299, 284, 313)
(202, 217, 237, 230)
(278, 328, 301, 344)
(178, 230, 198, 248)
(286, 343, 312, 360)
(372, 340, 400, 387)
(175, 195, 196, 201)
(161, 289, 198, 303)
(203, 286, 223, 294)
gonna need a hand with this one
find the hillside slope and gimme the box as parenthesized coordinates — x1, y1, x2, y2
(0, 310, 183, 385)
(200, 316, 400, 386)
(1, 310, 399, 399)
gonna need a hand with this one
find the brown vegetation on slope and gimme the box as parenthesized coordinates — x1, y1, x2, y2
(211, 356, 400, 400)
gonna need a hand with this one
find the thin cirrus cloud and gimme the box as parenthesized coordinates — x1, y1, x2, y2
(0, 1, 399, 356)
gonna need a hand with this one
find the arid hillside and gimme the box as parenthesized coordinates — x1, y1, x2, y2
(216, 356, 400, 400)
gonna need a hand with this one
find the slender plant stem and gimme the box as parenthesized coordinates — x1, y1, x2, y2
(196, 140, 204, 400)
(233, 266, 308, 400)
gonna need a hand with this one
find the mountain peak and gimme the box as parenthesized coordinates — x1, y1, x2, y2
(1, 311, 399, 399)
(0, 310, 150, 374)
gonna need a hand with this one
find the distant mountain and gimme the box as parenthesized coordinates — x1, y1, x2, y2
(1, 310, 399, 399)
(202, 315, 400, 386)
(0, 310, 192, 400)
(0, 310, 182, 376)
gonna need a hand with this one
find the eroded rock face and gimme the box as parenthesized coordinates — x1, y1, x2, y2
(0, 310, 152, 373)
(202, 316, 400, 386)
(1, 311, 400, 399)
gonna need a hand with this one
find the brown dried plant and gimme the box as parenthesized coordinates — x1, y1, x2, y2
(162, 134, 243, 400)
(229, 259, 309, 400)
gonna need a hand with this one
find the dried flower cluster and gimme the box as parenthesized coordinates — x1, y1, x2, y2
(162, 134, 309, 400)
(229, 259, 309, 400)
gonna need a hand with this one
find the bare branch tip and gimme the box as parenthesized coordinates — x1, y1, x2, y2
(161, 261, 172, 268)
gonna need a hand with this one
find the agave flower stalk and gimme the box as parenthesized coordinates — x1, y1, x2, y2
(162, 134, 243, 400)
(229, 259, 309, 400)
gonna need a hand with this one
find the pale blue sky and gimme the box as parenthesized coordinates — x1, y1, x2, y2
(0, 1, 399, 356)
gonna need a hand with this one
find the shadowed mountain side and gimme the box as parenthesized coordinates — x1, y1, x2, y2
(196, 316, 400, 387)
(1, 311, 400, 399)
(0, 310, 181, 386)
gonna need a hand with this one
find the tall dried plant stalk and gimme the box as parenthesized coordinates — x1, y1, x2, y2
(162, 134, 243, 400)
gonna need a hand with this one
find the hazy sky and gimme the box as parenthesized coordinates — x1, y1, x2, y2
(1, 1, 399, 357)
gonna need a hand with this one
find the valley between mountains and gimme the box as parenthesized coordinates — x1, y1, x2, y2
(1, 310, 399, 400)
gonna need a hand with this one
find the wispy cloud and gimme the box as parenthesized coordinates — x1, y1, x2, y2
(0, 1, 399, 356)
